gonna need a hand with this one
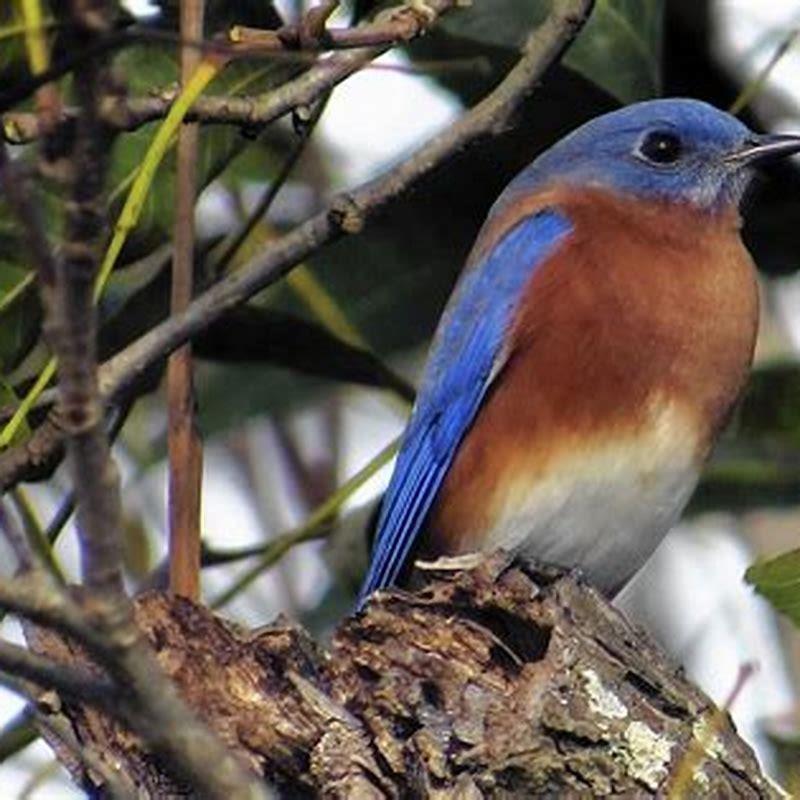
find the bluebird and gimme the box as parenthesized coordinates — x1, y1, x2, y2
(358, 98, 800, 608)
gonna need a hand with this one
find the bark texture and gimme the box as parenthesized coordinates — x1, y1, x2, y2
(29, 555, 780, 798)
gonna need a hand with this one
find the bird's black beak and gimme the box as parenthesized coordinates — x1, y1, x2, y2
(727, 133, 800, 165)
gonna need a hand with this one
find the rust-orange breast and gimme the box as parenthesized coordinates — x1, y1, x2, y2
(425, 186, 759, 557)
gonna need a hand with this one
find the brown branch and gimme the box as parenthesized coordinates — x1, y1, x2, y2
(33, 711, 138, 799)
(167, 0, 206, 601)
(3, 0, 459, 143)
(41, 3, 124, 595)
(228, 0, 441, 52)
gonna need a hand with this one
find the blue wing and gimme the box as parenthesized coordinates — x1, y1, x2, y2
(357, 209, 572, 608)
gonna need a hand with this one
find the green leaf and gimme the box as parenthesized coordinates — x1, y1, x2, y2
(437, 0, 663, 102)
(195, 306, 414, 401)
(566, 0, 663, 102)
(745, 549, 800, 628)
(437, 1, 549, 50)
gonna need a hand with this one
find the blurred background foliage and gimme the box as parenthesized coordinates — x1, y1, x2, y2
(0, 0, 799, 616)
(1, 0, 800, 791)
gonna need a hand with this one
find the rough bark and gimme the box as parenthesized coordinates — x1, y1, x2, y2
(28, 555, 780, 798)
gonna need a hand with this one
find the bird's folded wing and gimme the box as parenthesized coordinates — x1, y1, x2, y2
(356, 209, 573, 607)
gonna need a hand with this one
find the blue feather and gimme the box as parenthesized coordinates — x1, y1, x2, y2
(357, 209, 573, 608)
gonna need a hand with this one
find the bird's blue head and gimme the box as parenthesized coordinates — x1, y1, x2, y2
(509, 98, 800, 211)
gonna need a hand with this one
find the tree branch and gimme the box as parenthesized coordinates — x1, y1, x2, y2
(41, 1, 124, 595)
(2, 0, 461, 143)
(0, 640, 113, 703)
(167, 0, 206, 601)
(34, 712, 138, 799)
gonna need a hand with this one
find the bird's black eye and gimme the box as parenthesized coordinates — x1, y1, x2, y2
(638, 131, 683, 165)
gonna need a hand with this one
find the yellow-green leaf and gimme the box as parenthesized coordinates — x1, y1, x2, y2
(745, 549, 800, 628)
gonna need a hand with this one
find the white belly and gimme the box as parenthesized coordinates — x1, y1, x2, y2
(483, 401, 701, 595)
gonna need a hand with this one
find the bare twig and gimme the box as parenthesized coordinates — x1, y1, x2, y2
(167, 0, 206, 601)
(0, 499, 34, 571)
(212, 97, 329, 275)
(4, 0, 460, 141)
(228, 0, 438, 52)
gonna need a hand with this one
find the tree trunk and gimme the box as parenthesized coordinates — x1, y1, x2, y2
(28, 554, 781, 798)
